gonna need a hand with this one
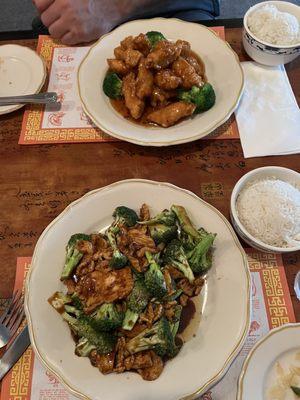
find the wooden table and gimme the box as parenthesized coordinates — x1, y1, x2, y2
(0, 25, 299, 321)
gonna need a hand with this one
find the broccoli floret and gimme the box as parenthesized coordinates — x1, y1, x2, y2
(113, 206, 139, 227)
(71, 293, 83, 310)
(88, 303, 124, 332)
(61, 234, 91, 280)
(75, 337, 96, 357)
(177, 83, 216, 113)
(122, 278, 150, 330)
(62, 311, 116, 354)
(164, 239, 195, 283)
(171, 205, 200, 241)
(106, 227, 128, 269)
(149, 223, 178, 245)
(103, 72, 123, 99)
(188, 233, 216, 274)
(126, 317, 176, 357)
(146, 31, 166, 48)
(145, 252, 168, 299)
(139, 209, 176, 226)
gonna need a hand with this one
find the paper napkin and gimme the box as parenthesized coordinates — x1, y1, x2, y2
(235, 61, 300, 158)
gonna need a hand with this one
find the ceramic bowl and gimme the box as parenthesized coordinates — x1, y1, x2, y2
(230, 166, 300, 253)
(243, 1, 300, 66)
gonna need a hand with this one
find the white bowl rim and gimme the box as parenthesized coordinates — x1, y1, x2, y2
(230, 166, 300, 253)
(237, 323, 300, 399)
(243, 0, 300, 49)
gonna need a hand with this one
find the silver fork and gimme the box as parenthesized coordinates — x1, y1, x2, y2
(0, 291, 25, 348)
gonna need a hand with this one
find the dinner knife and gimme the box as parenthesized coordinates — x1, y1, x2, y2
(0, 92, 58, 106)
(0, 325, 30, 381)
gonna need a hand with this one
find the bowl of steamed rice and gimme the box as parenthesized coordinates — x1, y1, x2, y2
(230, 166, 300, 253)
(243, 1, 300, 66)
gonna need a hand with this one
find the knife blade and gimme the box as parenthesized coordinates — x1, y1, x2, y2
(0, 325, 30, 381)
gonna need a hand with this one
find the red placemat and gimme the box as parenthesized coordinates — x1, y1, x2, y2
(19, 27, 239, 145)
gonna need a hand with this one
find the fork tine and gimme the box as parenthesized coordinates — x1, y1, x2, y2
(2, 292, 23, 327)
(7, 303, 24, 330)
(0, 290, 20, 324)
(8, 308, 25, 338)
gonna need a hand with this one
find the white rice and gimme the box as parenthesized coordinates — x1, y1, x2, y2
(248, 4, 300, 46)
(236, 178, 300, 248)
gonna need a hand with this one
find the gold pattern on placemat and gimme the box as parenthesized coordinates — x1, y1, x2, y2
(201, 182, 224, 199)
(247, 250, 294, 328)
(9, 348, 33, 398)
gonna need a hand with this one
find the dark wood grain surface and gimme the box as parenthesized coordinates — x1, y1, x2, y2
(0, 28, 299, 319)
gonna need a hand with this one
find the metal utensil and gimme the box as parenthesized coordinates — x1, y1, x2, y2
(0, 325, 30, 381)
(294, 271, 300, 300)
(0, 92, 58, 106)
(0, 291, 24, 348)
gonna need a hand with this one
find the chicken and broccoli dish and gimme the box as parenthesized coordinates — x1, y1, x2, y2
(49, 204, 216, 380)
(102, 31, 216, 128)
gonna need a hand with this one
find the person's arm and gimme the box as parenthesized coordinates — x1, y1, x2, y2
(33, 0, 151, 45)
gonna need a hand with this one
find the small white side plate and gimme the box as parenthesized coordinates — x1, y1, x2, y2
(238, 323, 300, 400)
(0, 44, 46, 115)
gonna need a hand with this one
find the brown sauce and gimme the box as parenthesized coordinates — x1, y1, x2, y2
(109, 50, 207, 128)
(178, 299, 196, 334)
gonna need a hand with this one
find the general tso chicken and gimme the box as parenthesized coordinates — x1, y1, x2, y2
(102, 31, 216, 128)
(49, 204, 216, 381)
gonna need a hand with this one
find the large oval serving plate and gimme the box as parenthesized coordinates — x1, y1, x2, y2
(78, 18, 244, 146)
(25, 180, 250, 400)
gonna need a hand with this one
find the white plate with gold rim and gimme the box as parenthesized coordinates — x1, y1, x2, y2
(78, 18, 244, 146)
(0, 44, 46, 115)
(25, 179, 250, 400)
(237, 323, 300, 400)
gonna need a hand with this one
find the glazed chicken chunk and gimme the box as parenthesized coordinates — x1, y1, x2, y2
(145, 40, 182, 70)
(122, 72, 145, 119)
(104, 31, 215, 127)
(147, 101, 196, 128)
(172, 57, 204, 89)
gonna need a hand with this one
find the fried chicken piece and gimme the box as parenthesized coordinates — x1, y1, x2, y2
(137, 351, 164, 381)
(167, 266, 185, 280)
(140, 203, 150, 221)
(177, 278, 195, 297)
(114, 337, 127, 373)
(172, 57, 204, 89)
(127, 228, 156, 249)
(136, 59, 154, 99)
(107, 59, 129, 76)
(136, 246, 157, 258)
(75, 254, 95, 277)
(121, 322, 148, 338)
(76, 240, 93, 254)
(114, 46, 143, 68)
(124, 351, 153, 370)
(145, 40, 182, 70)
(91, 351, 115, 374)
(133, 33, 151, 56)
(154, 69, 182, 90)
(91, 234, 109, 252)
(175, 39, 191, 57)
(150, 86, 177, 108)
(147, 101, 196, 128)
(121, 35, 134, 49)
(184, 55, 205, 76)
(63, 278, 76, 294)
(122, 72, 145, 119)
(179, 293, 189, 307)
(76, 267, 133, 312)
